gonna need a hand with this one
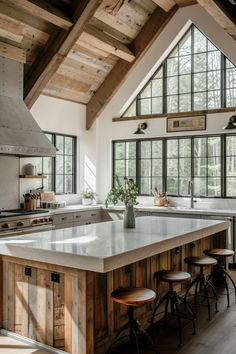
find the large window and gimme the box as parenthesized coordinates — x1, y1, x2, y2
(35, 133, 76, 194)
(123, 26, 236, 117)
(113, 134, 236, 198)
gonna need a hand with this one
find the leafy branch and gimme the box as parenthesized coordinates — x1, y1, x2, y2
(105, 175, 139, 207)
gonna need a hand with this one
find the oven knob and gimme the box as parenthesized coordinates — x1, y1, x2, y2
(17, 221, 24, 227)
(44, 218, 48, 222)
(33, 219, 38, 224)
(2, 223, 9, 229)
(40, 219, 44, 223)
(48, 217, 53, 222)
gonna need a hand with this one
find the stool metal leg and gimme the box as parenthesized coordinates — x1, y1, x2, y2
(207, 280, 218, 313)
(184, 276, 198, 309)
(178, 295, 196, 335)
(173, 292, 183, 347)
(150, 292, 169, 325)
(223, 269, 236, 297)
(203, 280, 211, 320)
(223, 274, 230, 308)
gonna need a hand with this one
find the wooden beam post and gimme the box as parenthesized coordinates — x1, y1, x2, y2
(0, 41, 26, 63)
(24, 0, 102, 109)
(86, 5, 178, 130)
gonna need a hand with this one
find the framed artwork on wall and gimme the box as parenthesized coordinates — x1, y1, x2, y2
(167, 115, 206, 132)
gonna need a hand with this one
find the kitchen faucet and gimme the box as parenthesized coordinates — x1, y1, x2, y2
(188, 180, 197, 208)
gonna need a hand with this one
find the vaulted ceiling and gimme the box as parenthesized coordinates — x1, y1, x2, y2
(0, 0, 235, 129)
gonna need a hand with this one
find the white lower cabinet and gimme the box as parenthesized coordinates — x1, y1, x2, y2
(52, 209, 102, 230)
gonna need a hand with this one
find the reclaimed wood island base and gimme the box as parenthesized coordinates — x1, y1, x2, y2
(0, 216, 229, 354)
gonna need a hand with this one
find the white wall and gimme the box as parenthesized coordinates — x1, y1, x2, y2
(0, 156, 19, 209)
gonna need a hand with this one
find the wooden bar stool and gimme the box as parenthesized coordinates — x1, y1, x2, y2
(184, 256, 218, 320)
(150, 271, 196, 347)
(203, 248, 236, 307)
(107, 287, 159, 354)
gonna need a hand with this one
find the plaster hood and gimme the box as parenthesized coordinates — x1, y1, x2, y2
(0, 57, 56, 157)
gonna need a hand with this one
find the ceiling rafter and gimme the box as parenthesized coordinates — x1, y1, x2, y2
(86, 5, 178, 129)
(23, 0, 102, 108)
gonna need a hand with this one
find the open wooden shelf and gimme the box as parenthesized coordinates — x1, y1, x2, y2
(19, 175, 47, 179)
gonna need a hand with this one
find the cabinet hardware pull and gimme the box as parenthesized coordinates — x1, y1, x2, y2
(76, 215, 81, 218)
(61, 217, 67, 221)
(91, 213, 96, 216)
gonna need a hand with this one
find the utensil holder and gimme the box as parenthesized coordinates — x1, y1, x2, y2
(24, 199, 36, 210)
(154, 196, 165, 206)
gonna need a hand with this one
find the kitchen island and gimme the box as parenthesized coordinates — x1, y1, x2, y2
(0, 216, 229, 354)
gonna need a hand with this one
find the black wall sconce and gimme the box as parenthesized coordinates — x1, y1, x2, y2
(223, 115, 236, 130)
(134, 123, 148, 134)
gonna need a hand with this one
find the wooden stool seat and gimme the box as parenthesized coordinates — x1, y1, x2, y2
(203, 248, 234, 257)
(155, 270, 191, 283)
(185, 256, 217, 267)
(111, 287, 156, 306)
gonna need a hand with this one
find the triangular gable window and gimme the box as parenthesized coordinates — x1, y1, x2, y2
(123, 25, 235, 117)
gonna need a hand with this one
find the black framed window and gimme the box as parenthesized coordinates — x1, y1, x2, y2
(123, 25, 236, 118)
(112, 134, 236, 198)
(35, 132, 76, 194)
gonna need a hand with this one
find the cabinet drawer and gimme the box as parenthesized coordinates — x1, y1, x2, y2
(53, 213, 73, 225)
(54, 222, 73, 230)
(73, 210, 101, 222)
(74, 219, 101, 227)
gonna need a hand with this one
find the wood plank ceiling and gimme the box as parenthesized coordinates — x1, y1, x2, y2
(0, 0, 234, 129)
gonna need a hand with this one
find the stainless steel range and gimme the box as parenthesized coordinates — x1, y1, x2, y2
(0, 209, 53, 237)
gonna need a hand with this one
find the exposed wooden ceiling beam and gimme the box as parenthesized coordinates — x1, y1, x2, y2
(4, 0, 73, 30)
(24, 0, 102, 108)
(197, 0, 236, 39)
(175, 0, 197, 6)
(151, 0, 175, 12)
(81, 24, 135, 62)
(86, 5, 178, 130)
(0, 41, 26, 63)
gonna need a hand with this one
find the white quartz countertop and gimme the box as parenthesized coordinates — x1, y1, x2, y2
(0, 216, 229, 272)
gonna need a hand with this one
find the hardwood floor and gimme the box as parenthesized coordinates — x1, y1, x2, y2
(0, 271, 235, 354)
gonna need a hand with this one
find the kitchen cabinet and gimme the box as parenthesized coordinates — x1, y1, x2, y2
(53, 209, 102, 230)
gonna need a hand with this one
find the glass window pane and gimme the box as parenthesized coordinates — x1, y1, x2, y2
(179, 56, 191, 74)
(126, 142, 136, 159)
(114, 160, 125, 176)
(208, 136, 221, 156)
(140, 83, 151, 98)
(152, 177, 162, 192)
(194, 158, 207, 176)
(227, 178, 236, 197)
(141, 160, 151, 177)
(226, 157, 236, 176)
(65, 175, 72, 194)
(208, 90, 221, 109)
(43, 157, 52, 174)
(179, 178, 190, 195)
(194, 92, 206, 110)
(179, 158, 191, 176)
(140, 178, 151, 194)
(179, 30, 191, 56)
(140, 99, 151, 114)
(169, 46, 178, 58)
(226, 89, 236, 107)
(126, 160, 136, 176)
(208, 40, 217, 51)
(43, 175, 52, 192)
(194, 73, 206, 92)
(208, 71, 221, 90)
(167, 76, 178, 95)
(167, 95, 178, 113)
(194, 27, 206, 53)
(226, 59, 234, 69)
(152, 79, 163, 96)
(115, 142, 125, 159)
(167, 158, 178, 176)
(208, 178, 221, 196)
(65, 137, 73, 155)
(152, 159, 162, 176)
(179, 75, 191, 94)
(208, 157, 221, 176)
(194, 177, 207, 196)
(167, 57, 178, 76)
(208, 51, 221, 70)
(124, 101, 136, 117)
(167, 139, 178, 157)
(194, 138, 207, 157)
(153, 66, 163, 79)
(179, 139, 191, 157)
(179, 94, 191, 112)
(56, 135, 64, 154)
(35, 158, 42, 174)
(56, 175, 63, 194)
(226, 136, 236, 155)
(152, 97, 163, 114)
(152, 140, 162, 158)
(194, 53, 207, 72)
(167, 177, 178, 195)
(141, 141, 151, 158)
(65, 155, 72, 174)
(56, 155, 63, 174)
(226, 68, 236, 88)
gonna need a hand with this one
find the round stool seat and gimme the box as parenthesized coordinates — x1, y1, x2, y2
(203, 248, 234, 257)
(185, 256, 217, 267)
(111, 287, 156, 306)
(155, 270, 191, 283)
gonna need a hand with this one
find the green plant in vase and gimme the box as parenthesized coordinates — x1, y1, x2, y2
(81, 189, 97, 205)
(105, 175, 138, 228)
